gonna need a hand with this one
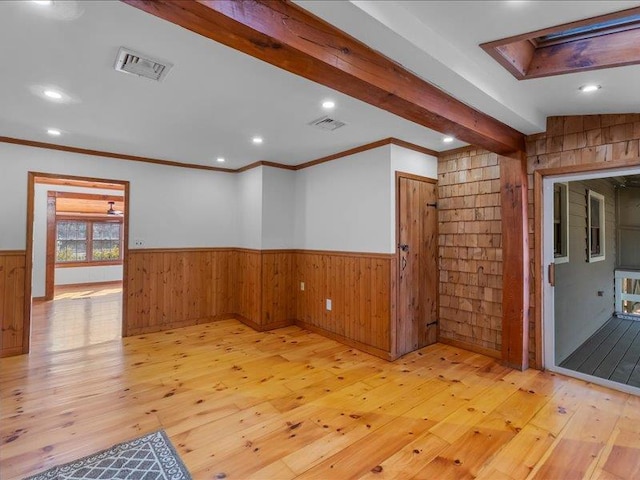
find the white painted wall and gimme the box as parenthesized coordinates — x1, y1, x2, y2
(294, 145, 393, 253)
(390, 144, 438, 179)
(32, 183, 124, 297)
(236, 167, 263, 249)
(262, 167, 295, 250)
(2, 142, 437, 273)
(55, 265, 123, 287)
(0, 142, 239, 251)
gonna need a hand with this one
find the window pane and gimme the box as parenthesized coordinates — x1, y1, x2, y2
(56, 221, 87, 262)
(92, 223, 121, 261)
(590, 197, 601, 228)
(553, 184, 568, 259)
(93, 223, 120, 240)
(591, 227, 601, 255)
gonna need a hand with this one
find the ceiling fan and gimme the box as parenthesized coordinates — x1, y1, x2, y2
(107, 201, 123, 216)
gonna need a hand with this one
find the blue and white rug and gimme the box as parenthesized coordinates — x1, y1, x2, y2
(24, 430, 191, 480)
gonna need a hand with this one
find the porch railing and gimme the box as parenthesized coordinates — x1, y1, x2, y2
(615, 269, 640, 316)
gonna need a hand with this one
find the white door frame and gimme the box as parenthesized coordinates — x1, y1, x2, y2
(542, 166, 640, 395)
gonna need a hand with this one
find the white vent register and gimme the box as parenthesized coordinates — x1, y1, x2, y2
(308, 115, 347, 131)
(114, 47, 173, 82)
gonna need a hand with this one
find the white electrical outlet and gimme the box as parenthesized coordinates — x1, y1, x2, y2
(134, 239, 145, 247)
(300, 282, 305, 291)
(326, 299, 332, 311)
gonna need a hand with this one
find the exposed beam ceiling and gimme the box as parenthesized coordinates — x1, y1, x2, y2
(122, 0, 525, 155)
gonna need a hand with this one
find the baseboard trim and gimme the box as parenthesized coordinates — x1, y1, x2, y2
(438, 336, 501, 359)
(126, 314, 234, 336)
(295, 320, 393, 361)
(235, 315, 294, 332)
(0, 346, 24, 358)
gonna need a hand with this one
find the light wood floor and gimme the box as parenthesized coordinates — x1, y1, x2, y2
(31, 283, 122, 354)
(2, 291, 640, 479)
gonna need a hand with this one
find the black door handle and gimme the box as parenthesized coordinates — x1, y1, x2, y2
(398, 244, 409, 252)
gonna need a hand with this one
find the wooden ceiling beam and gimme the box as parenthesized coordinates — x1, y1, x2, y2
(121, 0, 525, 155)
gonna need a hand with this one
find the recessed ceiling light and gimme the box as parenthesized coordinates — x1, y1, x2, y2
(322, 100, 335, 109)
(32, 0, 53, 5)
(252, 136, 263, 144)
(579, 84, 601, 93)
(44, 89, 63, 100)
(47, 128, 61, 136)
(443, 136, 455, 143)
(216, 157, 225, 163)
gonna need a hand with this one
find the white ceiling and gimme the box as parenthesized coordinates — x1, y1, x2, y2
(1, 1, 639, 169)
(0, 0, 462, 169)
(300, 0, 640, 135)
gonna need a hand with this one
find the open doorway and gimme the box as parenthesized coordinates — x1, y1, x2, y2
(26, 173, 129, 354)
(542, 166, 640, 394)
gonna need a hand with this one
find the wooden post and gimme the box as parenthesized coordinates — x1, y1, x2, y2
(500, 151, 529, 370)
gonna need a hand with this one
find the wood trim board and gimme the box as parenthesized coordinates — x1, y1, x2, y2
(438, 337, 502, 360)
(32, 177, 125, 190)
(45, 192, 56, 300)
(1, 136, 235, 173)
(26, 172, 131, 351)
(1, 136, 437, 175)
(295, 319, 394, 361)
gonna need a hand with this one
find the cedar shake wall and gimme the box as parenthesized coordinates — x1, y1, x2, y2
(438, 149, 503, 353)
(438, 114, 640, 366)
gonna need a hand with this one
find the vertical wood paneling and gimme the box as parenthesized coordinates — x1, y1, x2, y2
(99, 248, 395, 360)
(0, 251, 26, 357)
(233, 249, 262, 328)
(261, 251, 295, 329)
(126, 249, 236, 335)
(294, 251, 393, 358)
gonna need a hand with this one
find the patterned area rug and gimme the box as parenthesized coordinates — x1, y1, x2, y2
(24, 430, 191, 480)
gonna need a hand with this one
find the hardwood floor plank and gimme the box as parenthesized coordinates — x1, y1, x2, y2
(528, 385, 625, 480)
(0, 285, 637, 479)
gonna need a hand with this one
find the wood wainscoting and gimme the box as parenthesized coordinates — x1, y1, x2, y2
(125, 248, 236, 336)
(261, 251, 296, 330)
(1, 247, 398, 359)
(295, 251, 395, 360)
(0, 250, 27, 357)
(124, 248, 397, 360)
(232, 249, 262, 330)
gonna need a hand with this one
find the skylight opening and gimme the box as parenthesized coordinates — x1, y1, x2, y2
(535, 13, 640, 46)
(480, 6, 640, 80)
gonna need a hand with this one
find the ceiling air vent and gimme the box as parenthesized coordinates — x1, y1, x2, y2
(308, 115, 347, 131)
(114, 47, 173, 82)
